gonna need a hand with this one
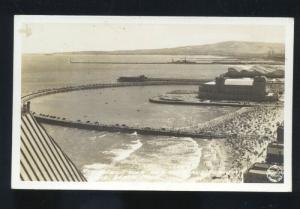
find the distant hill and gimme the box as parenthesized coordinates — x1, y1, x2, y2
(56, 41, 285, 58)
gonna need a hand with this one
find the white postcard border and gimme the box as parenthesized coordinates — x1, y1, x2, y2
(12, 15, 294, 192)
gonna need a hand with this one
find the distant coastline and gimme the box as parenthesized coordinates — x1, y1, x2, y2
(69, 60, 284, 65)
(23, 41, 285, 61)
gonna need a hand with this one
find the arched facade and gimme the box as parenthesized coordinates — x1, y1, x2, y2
(198, 76, 273, 101)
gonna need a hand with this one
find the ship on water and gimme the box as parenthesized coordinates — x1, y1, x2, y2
(117, 75, 148, 82)
(170, 57, 198, 64)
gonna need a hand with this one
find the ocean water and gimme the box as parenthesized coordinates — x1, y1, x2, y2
(31, 86, 238, 129)
(22, 54, 230, 95)
(43, 125, 232, 182)
(23, 54, 245, 182)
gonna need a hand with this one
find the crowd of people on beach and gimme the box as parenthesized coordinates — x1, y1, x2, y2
(224, 134, 271, 182)
(198, 105, 283, 182)
(205, 106, 283, 139)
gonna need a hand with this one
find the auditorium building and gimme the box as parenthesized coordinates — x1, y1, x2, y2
(198, 75, 277, 101)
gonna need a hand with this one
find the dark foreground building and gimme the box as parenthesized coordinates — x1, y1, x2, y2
(266, 142, 284, 164)
(244, 124, 284, 183)
(243, 162, 283, 183)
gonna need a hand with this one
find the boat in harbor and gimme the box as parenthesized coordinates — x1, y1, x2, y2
(117, 75, 148, 82)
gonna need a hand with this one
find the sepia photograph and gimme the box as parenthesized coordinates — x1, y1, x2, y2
(12, 16, 293, 191)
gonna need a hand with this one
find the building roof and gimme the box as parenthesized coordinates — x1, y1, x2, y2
(251, 162, 271, 169)
(225, 65, 284, 78)
(21, 112, 86, 182)
(248, 169, 267, 175)
(224, 78, 254, 86)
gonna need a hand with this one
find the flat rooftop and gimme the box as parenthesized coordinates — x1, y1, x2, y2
(204, 78, 254, 86)
(224, 78, 253, 86)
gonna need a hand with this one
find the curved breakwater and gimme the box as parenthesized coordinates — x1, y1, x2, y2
(22, 80, 246, 139)
(34, 114, 232, 139)
(21, 80, 207, 103)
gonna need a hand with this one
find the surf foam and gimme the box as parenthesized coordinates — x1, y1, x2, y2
(103, 139, 143, 162)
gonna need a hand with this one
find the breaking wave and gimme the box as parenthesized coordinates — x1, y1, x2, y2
(130, 131, 138, 136)
(82, 137, 203, 182)
(103, 139, 143, 162)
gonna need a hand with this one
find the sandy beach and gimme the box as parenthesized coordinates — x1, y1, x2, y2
(189, 105, 283, 182)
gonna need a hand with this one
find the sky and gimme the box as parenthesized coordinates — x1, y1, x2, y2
(19, 23, 285, 53)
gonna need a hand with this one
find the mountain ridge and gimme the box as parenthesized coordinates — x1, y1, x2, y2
(43, 41, 285, 57)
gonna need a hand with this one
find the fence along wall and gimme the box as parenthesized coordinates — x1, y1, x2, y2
(20, 110, 86, 182)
